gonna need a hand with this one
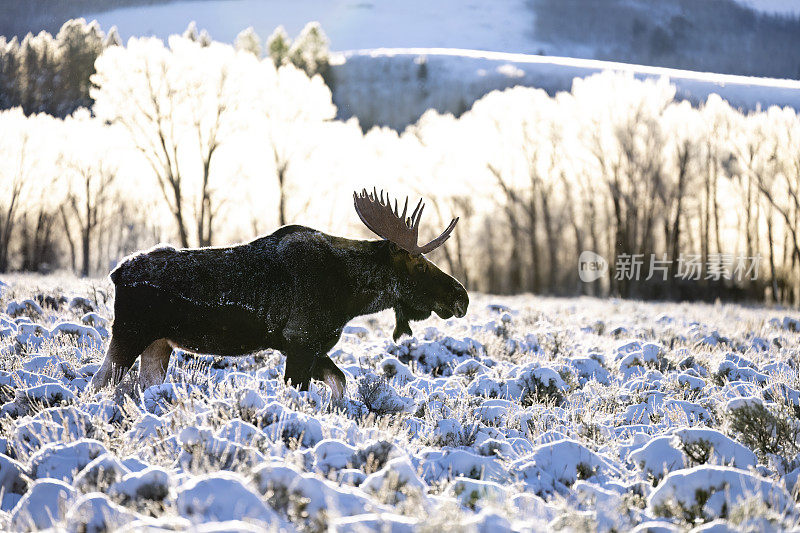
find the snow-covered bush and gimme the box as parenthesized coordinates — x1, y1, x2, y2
(10, 478, 76, 531)
(726, 400, 800, 465)
(66, 493, 141, 533)
(29, 439, 108, 482)
(648, 466, 793, 524)
(176, 472, 284, 525)
(518, 365, 568, 406)
(357, 374, 407, 416)
(109, 466, 170, 503)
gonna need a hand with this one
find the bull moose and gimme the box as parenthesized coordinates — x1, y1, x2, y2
(90, 189, 469, 399)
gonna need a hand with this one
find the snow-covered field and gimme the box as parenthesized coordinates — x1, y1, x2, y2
(1, 275, 800, 531)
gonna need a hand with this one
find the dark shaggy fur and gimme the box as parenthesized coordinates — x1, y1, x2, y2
(90, 225, 468, 398)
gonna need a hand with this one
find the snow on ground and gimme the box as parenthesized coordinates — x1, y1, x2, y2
(1, 275, 800, 530)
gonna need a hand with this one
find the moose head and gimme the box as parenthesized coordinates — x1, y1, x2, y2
(354, 188, 469, 340)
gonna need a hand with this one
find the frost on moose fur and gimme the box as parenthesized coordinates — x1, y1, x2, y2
(3, 278, 800, 530)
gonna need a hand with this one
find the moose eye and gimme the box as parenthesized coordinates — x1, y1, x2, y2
(415, 262, 426, 273)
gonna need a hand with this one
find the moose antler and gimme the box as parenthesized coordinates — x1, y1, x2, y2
(353, 188, 458, 255)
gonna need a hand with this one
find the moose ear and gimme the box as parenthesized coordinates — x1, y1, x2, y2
(393, 307, 413, 341)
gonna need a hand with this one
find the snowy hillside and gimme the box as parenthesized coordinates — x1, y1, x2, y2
(331, 49, 800, 130)
(83, 0, 536, 52)
(1, 276, 800, 530)
(736, 0, 800, 15)
(81, 0, 800, 55)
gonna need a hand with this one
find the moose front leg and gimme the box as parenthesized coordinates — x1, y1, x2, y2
(283, 349, 314, 391)
(283, 347, 347, 400)
(91, 333, 150, 390)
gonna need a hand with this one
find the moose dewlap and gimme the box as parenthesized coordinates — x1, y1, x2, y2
(90, 189, 469, 399)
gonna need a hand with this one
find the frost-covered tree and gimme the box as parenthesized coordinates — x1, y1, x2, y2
(697, 96, 737, 276)
(18, 30, 57, 115)
(480, 87, 568, 293)
(55, 19, 105, 115)
(287, 22, 330, 80)
(0, 107, 59, 272)
(91, 36, 267, 247)
(0, 108, 64, 272)
(256, 64, 336, 226)
(235, 27, 261, 57)
(728, 113, 760, 255)
(0, 19, 115, 117)
(661, 101, 703, 285)
(0, 37, 22, 110)
(58, 110, 121, 276)
(570, 72, 673, 296)
(104, 25, 122, 48)
(265, 23, 330, 80)
(745, 106, 800, 304)
(266, 26, 290, 68)
(0, 109, 29, 272)
(182, 22, 212, 47)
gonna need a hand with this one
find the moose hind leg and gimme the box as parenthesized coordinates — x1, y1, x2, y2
(90, 335, 143, 390)
(311, 356, 347, 400)
(139, 339, 173, 391)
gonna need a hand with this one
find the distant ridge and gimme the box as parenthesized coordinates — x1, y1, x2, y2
(331, 48, 800, 131)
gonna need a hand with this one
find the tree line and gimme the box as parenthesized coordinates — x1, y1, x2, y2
(0, 19, 330, 119)
(0, 19, 118, 117)
(1, 20, 800, 306)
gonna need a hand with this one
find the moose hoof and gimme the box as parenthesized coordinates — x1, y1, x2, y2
(324, 373, 346, 400)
